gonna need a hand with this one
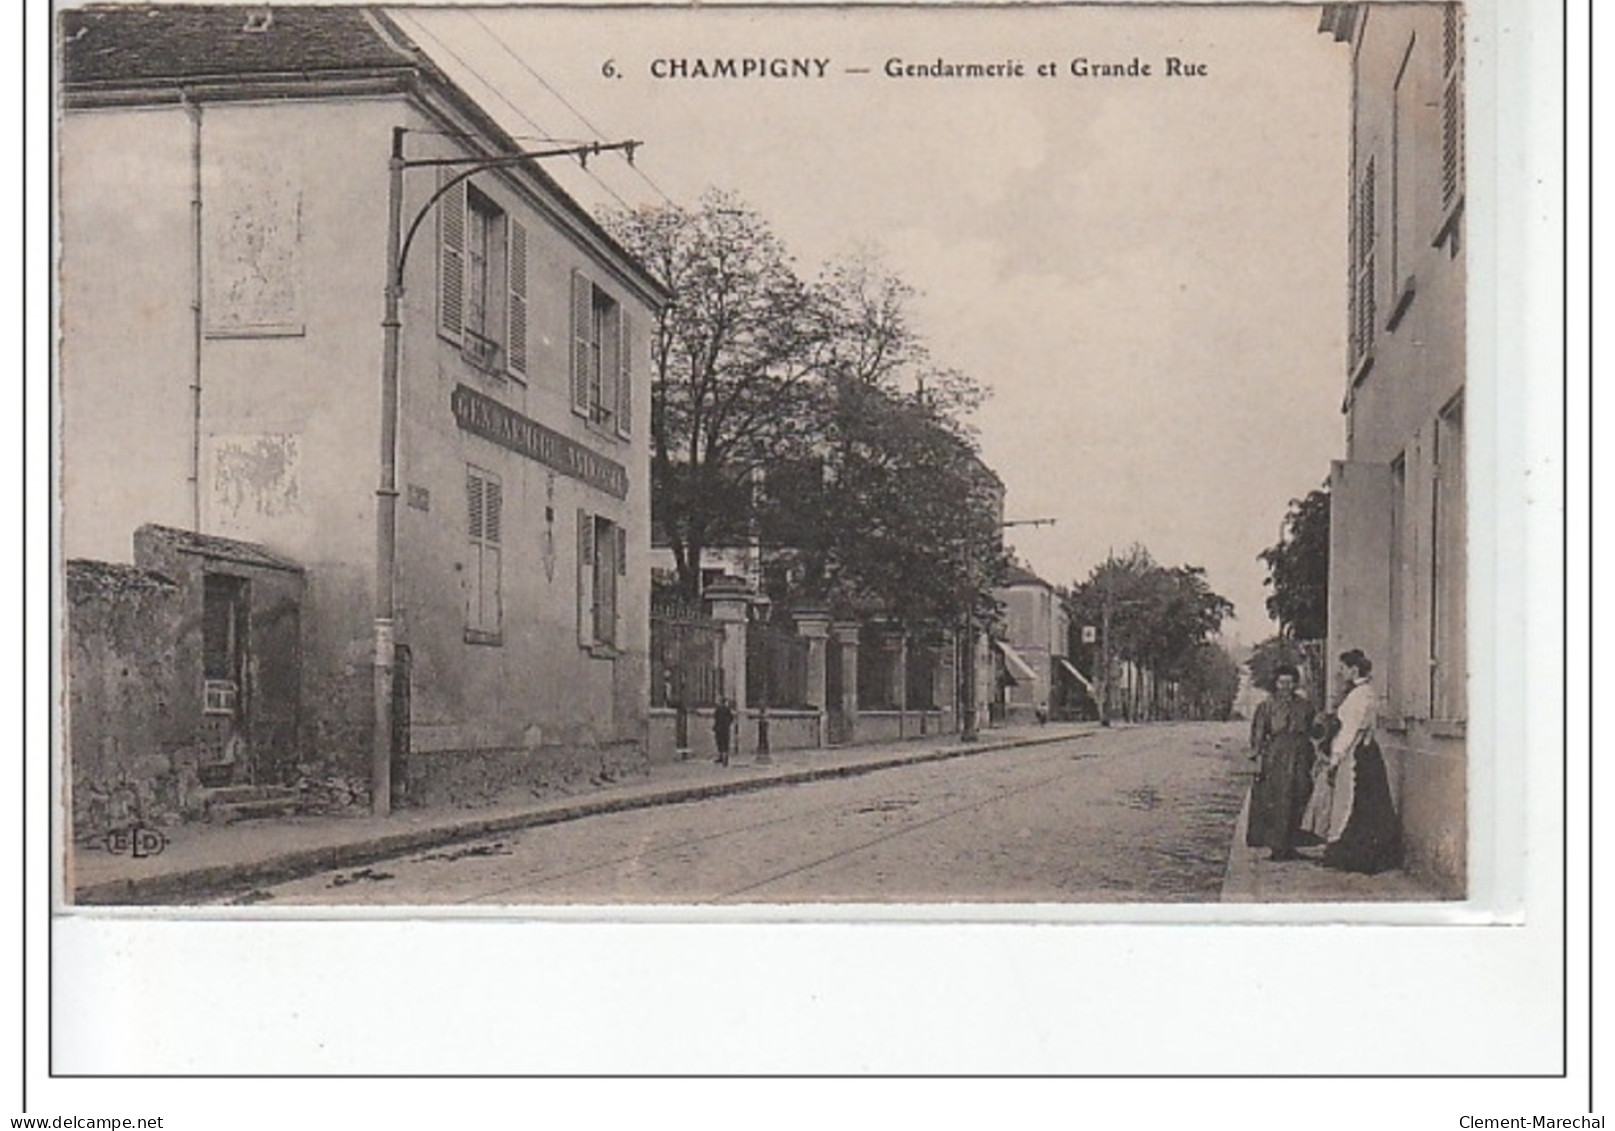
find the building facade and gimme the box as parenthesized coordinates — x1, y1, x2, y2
(60, 7, 665, 814)
(1321, 3, 1466, 894)
(995, 565, 1072, 724)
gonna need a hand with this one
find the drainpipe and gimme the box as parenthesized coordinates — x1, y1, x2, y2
(372, 127, 405, 816)
(182, 89, 203, 531)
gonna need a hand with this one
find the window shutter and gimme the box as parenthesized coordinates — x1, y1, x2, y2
(467, 469, 485, 540)
(600, 295, 621, 432)
(571, 271, 592, 418)
(616, 523, 628, 577)
(577, 507, 594, 646)
(507, 220, 528, 377)
(438, 169, 466, 341)
(615, 307, 633, 438)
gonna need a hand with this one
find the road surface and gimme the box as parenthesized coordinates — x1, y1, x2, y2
(229, 721, 1252, 905)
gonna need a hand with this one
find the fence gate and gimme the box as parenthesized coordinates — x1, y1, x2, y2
(826, 635, 850, 744)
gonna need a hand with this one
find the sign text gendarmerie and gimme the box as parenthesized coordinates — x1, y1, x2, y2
(451, 384, 629, 500)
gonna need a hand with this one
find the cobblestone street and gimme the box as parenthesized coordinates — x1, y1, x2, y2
(235, 722, 1251, 905)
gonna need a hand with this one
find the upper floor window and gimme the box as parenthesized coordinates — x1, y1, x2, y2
(1349, 157, 1377, 372)
(571, 270, 632, 439)
(1388, 33, 1417, 328)
(439, 172, 529, 380)
(1437, 2, 1465, 251)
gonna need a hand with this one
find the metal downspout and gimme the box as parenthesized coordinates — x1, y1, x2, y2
(183, 89, 203, 530)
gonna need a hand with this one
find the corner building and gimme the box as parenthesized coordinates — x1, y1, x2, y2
(60, 7, 666, 807)
(1320, 4, 1466, 894)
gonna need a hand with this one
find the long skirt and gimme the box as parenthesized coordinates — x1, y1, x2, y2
(1322, 738, 1403, 874)
(1246, 733, 1314, 854)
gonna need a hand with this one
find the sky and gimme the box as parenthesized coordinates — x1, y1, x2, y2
(400, 3, 1352, 644)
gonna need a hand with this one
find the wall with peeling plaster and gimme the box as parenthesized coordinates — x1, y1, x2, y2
(63, 86, 658, 808)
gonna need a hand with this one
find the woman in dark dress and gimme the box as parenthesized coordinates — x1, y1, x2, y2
(1246, 664, 1316, 861)
(1320, 649, 1403, 874)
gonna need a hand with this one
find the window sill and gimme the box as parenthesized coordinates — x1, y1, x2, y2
(1385, 275, 1416, 332)
(464, 629, 504, 647)
(1429, 718, 1466, 739)
(1381, 715, 1411, 735)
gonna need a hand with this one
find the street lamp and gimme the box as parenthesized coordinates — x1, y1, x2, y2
(370, 128, 642, 815)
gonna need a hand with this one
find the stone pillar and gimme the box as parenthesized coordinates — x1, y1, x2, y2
(704, 579, 751, 715)
(830, 621, 861, 745)
(793, 607, 832, 748)
(880, 627, 908, 736)
(931, 632, 955, 733)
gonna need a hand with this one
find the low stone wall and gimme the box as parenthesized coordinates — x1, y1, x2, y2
(850, 710, 953, 745)
(403, 740, 648, 809)
(66, 561, 190, 840)
(648, 708, 823, 763)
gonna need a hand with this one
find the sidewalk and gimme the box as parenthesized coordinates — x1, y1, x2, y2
(70, 721, 1098, 905)
(1219, 788, 1451, 903)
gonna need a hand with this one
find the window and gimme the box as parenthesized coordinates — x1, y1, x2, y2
(1349, 158, 1377, 371)
(1388, 34, 1417, 327)
(466, 466, 503, 642)
(571, 270, 632, 438)
(577, 509, 627, 650)
(1437, 3, 1465, 249)
(1387, 454, 1409, 719)
(439, 173, 529, 379)
(1430, 397, 1465, 720)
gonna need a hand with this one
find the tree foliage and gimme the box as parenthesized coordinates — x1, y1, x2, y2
(1061, 545, 1236, 717)
(1246, 634, 1318, 695)
(1259, 486, 1330, 639)
(609, 195, 1003, 625)
(609, 191, 823, 597)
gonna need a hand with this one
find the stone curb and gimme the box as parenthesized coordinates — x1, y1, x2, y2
(73, 728, 1094, 906)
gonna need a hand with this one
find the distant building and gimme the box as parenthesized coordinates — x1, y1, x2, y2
(60, 7, 666, 815)
(994, 564, 1073, 724)
(1320, 3, 1466, 894)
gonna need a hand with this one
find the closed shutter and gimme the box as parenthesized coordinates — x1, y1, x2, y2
(571, 271, 592, 418)
(507, 219, 529, 377)
(615, 307, 633, 438)
(438, 169, 466, 341)
(483, 477, 502, 633)
(466, 469, 484, 631)
(600, 294, 621, 432)
(1441, 5, 1463, 214)
(577, 507, 595, 647)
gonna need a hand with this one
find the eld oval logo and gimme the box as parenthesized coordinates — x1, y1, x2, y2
(104, 826, 168, 858)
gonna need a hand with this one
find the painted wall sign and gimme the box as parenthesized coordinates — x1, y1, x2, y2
(452, 384, 629, 500)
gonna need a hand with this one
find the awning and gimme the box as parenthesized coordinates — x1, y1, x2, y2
(995, 640, 1040, 685)
(1058, 657, 1096, 696)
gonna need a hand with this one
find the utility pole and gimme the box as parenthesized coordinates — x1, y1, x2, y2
(371, 129, 642, 815)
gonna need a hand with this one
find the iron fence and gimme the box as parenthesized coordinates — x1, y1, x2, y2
(747, 622, 810, 709)
(651, 607, 726, 709)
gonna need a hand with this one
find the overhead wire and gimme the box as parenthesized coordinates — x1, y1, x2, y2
(464, 8, 679, 208)
(391, 9, 638, 213)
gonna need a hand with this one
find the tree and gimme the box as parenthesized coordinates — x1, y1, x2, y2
(749, 256, 1004, 627)
(608, 191, 825, 598)
(1181, 643, 1242, 720)
(1246, 634, 1315, 694)
(1061, 546, 1235, 717)
(1259, 485, 1330, 640)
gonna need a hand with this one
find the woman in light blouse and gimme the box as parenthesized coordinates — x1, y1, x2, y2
(1319, 649, 1402, 874)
